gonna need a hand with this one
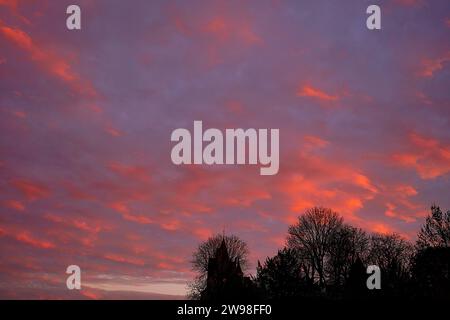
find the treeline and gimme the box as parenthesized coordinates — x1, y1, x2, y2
(190, 205, 450, 300)
(256, 206, 450, 299)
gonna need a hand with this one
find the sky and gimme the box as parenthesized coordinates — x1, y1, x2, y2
(0, 0, 449, 299)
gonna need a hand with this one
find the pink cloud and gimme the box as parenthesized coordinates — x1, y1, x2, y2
(297, 84, 339, 102)
(416, 52, 450, 78)
(392, 132, 450, 179)
(15, 231, 55, 249)
(109, 202, 153, 225)
(104, 254, 146, 266)
(107, 162, 151, 183)
(2, 199, 25, 211)
(0, 22, 96, 96)
(10, 178, 50, 200)
(192, 227, 212, 240)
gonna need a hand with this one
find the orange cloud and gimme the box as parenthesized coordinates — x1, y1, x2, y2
(417, 52, 450, 78)
(297, 85, 338, 102)
(73, 220, 103, 234)
(156, 262, 173, 269)
(281, 175, 331, 209)
(222, 189, 271, 207)
(167, 4, 193, 36)
(63, 182, 96, 201)
(43, 213, 64, 223)
(158, 166, 218, 215)
(85, 104, 103, 114)
(279, 147, 379, 224)
(10, 178, 50, 200)
(192, 227, 212, 240)
(104, 254, 146, 266)
(384, 203, 416, 223)
(344, 197, 363, 212)
(161, 219, 182, 231)
(371, 223, 394, 235)
(41, 218, 103, 249)
(303, 135, 329, 149)
(81, 290, 101, 300)
(378, 183, 425, 223)
(15, 231, 55, 249)
(238, 24, 262, 45)
(269, 236, 286, 247)
(0, 22, 96, 96)
(0, 0, 31, 25)
(352, 173, 378, 194)
(204, 17, 229, 39)
(233, 220, 268, 233)
(395, 184, 418, 197)
(2, 199, 25, 211)
(225, 100, 245, 114)
(109, 202, 153, 224)
(105, 126, 123, 137)
(89, 178, 150, 203)
(107, 162, 151, 183)
(0, 0, 19, 9)
(12, 110, 26, 118)
(203, 16, 262, 45)
(392, 132, 450, 179)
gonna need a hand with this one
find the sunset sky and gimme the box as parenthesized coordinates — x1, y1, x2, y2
(0, 0, 449, 299)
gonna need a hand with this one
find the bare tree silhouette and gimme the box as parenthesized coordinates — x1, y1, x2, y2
(287, 207, 343, 288)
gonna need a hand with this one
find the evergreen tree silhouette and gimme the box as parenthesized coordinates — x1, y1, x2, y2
(344, 257, 367, 299)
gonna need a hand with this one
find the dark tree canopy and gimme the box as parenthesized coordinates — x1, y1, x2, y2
(344, 257, 367, 298)
(368, 233, 413, 272)
(286, 207, 370, 290)
(417, 205, 450, 249)
(188, 233, 249, 299)
(256, 248, 311, 299)
(367, 233, 413, 296)
(412, 247, 450, 298)
(190, 205, 450, 300)
(327, 225, 369, 288)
